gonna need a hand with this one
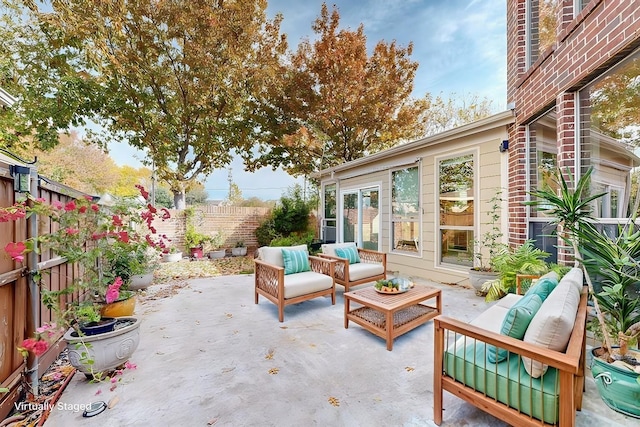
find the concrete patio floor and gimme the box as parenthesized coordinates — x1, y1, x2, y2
(45, 275, 635, 426)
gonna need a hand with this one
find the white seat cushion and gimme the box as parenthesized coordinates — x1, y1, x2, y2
(257, 245, 308, 268)
(347, 263, 384, 282)
(283, 271, 333, 299)
(321, 242, 357, 257)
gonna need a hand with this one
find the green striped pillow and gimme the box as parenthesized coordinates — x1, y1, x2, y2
(281, 249, 311, 275)
(334, 246, 360, 264)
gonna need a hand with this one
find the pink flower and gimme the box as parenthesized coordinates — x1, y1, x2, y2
(20, 338, 49, 356)
(91, 204, 99, 212)
(112, 215, 123, 227)
(4, 241, 26, 262)
(52, 201, 63, 209)
(117, 231, 129, 243)
(135, 184, 149, 200)
(95, 389, 102, 396)
(78, 206, 87, 213)
(65, 227, 79, 235)
(35, 197, 46, 202)
(125, 361, 137, 370)
(161, 208, 171, 220)
(64, 201, 76, 211)
(105, 277, 123, 304)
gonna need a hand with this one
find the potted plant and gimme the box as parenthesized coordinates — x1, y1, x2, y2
(526, 167, 640, 417)
(3, 184, 170, 379)
(208, 230, 226, 259)
(162, 246, 183, 262)
(469, 190, 508, 295)
(480, 240, 553, 301)
(231, 240, 247, 257)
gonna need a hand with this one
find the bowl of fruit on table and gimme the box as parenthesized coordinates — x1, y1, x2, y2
(374, 277, 414, 294)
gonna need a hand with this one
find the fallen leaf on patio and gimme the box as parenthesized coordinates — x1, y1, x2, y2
(207, 418, 218, 425)
(226, 313, 233, 318)
(405, 366, 414, 372)
(268, 368, 279, 375)
(108, 395, 120, 409)
(328, 397, 340, 407)
(280, 326, 288, 329)
(221, 367, 235, 373)
(195, 320, 200, 325)
(265, 350, 274, 360)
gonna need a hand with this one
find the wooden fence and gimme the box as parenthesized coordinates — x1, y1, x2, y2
(0, 155, 83, 419)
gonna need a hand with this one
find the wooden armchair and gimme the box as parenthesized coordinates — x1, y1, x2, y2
(318, 243, 386, 292)
(254, 245, 336, 322)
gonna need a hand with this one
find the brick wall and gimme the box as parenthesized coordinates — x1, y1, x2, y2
(152, 206, 271, 252)
(506, 0, 640, 249)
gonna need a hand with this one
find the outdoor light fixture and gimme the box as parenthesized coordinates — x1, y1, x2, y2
(10, 165, 31, 193)
(499, 140, 509, 153)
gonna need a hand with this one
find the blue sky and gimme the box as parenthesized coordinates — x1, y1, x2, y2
(108, 0, 507, 201)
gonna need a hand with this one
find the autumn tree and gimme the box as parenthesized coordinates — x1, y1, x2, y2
(18, 0, 287, 209)
(14, 132, 120, 195)
(421, 93, 494, 136)
(0, 1, 101, 150)
(244, 3, 427, 177)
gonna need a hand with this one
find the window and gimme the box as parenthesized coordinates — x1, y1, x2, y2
(322, 183, 337, 242)
(341, 187, 380, 250)
(528, 0, 558, 66)
(527, 109, 559, 262)
(391, 166, 419, 253)
(579, 49, 640, 221)
(438, 154, 474, 267)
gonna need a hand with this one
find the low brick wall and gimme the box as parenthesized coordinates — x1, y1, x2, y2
(152, 206, 270, 253)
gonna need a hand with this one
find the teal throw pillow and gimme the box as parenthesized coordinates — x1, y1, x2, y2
(281, 249, 311, 275)
(487, 293, 543, 363)
(334, 246, 360, 264)
(524, 276, 558, 302)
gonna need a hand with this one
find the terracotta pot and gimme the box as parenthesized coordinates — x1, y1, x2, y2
(100, 296, 136, 317)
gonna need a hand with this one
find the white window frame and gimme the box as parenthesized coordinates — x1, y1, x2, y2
(389, 164, 422, 257)
(338, 183, 381, 251)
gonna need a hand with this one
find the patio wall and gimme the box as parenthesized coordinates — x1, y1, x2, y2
(0, 156, 87, 419)
(152, 205, 271, 253)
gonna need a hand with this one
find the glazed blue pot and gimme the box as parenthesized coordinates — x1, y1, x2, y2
(591, 347, 640, 418)
(78, 317, 117, 336)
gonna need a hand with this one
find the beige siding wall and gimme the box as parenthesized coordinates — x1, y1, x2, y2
(323, 121, 510, 287)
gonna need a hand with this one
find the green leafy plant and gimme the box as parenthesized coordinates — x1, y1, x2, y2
(481, 240, 551, 301)
(235, 240, 245, 248)
(472, 189, 508, 271)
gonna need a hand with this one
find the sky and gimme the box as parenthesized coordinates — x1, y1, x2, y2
(107, 0, 507, 201)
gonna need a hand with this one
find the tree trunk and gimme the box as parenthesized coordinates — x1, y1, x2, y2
(173, 190, 186, 210)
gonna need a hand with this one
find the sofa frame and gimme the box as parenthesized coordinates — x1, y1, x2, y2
(433, 286, 588, 426)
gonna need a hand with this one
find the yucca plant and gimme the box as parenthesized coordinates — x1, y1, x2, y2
(481, 240, 551, 302)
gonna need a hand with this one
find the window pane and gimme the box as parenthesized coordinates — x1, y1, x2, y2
(362, 189, 379, 250)
(342, 193, 358, 242)
(528, 110, 558, 218)
(439, 155, 474, 226)
(324, 183, 336, 220)
(441, 229, 473, 267)
(529, 0, 558, 66)
(580, 51, 640, 219)
(392, 166, 419, 220)
(393, 221, 419, 253)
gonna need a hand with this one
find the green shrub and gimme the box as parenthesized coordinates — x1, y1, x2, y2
(255, 185, 315, 247)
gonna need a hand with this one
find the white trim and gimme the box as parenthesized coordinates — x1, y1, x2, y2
(0, 87, 17, 107)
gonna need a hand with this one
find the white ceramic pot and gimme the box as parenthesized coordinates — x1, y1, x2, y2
(129, 272, 154, 291)
(231, 247, 247, 256)
(64, 317, 141, 375)
(162, 252, 182, 262)
(468, 269, 499, 296)
(209, 249, 226, 259)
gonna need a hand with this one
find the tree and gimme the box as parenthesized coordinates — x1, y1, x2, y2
(421, 93, 494, 136)
(14, 132, 120, 195)
(244, 3, 427, 177)
(20, 0, 287, 209)
(0, 1, 102, 150)
(225, 169, 243, 205)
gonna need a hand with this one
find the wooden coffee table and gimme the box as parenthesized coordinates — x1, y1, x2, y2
(344, 284, 442, 350)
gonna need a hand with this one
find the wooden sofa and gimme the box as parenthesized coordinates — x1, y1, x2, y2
(254, 245, 336, 322)
(318, 243, 386, 292)
(434, 267, 588, 426)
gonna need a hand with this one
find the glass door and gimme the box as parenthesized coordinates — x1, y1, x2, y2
(340, 187, 380, 251)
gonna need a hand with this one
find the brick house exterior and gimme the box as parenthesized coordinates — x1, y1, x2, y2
(506, 0, 640, 255)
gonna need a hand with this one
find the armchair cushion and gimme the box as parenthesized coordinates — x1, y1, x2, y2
(334, 246, 360, 264)
(347, 263, 385, 282)
(283, 271, 334, 299)
(488, 293, 543, 363)
(258, 244, 308, 268)
(282, 248, 311, 275)
(321, 242, 357, 257)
